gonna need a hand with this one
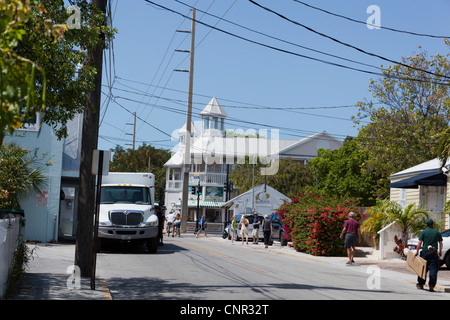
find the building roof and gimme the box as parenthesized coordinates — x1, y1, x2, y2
(164, 131, 343, 167)
(389, 158, 450, 179)
(200, 97, 228, 118)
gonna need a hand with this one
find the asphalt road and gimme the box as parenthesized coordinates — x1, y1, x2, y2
(95, 234, 450, 301)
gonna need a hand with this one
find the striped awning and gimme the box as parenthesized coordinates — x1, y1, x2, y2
(174, 201, 225, 208)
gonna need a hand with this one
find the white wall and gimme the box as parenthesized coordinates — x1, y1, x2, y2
(0, 215, 22, 297)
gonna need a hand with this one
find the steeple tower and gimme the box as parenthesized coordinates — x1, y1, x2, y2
(200, 97, 228, 136)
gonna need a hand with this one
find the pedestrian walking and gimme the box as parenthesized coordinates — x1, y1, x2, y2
(174, 213, 181, 237)
(230, 216, 237, 244)
(239, 215, 249, 245)
(166, 210, 176, 237)
(252, 212, 261, 244)
(415, 219, 443, 292)
(155, 205, 165, 246)
(262, 214, 273, 248)
(196, 215, 208, 238)
(340, 211, 360, 265)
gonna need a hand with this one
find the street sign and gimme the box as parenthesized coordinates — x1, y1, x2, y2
(92, 150, 110, 175)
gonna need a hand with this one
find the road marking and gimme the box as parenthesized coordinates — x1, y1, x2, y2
(180, 241, 268, 274)
(233, 260, 267, 274)
(98, 278, 113, 300)
(181, 242, 230, 258)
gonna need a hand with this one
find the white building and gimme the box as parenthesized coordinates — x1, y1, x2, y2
(390, 158, 449, 228)
(222, 184, 291, 217)
(164, 98, 343, 233)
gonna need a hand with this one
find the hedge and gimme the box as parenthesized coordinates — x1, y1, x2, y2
(277, 191, 358, 256)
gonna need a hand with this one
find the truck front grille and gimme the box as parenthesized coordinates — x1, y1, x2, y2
(109, 210, 143, 226)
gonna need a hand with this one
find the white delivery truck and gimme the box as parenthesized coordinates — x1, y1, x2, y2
(98, 172, 159, 253)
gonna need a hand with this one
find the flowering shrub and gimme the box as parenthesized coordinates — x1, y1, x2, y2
(277, 191, 357, 256)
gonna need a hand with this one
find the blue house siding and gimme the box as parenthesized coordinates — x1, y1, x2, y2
(4, 124, 64, 242)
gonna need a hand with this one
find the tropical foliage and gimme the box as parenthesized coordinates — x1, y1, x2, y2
(0, 143, 47, 209)
(0, 0, 48, 143)
(361, 199, 429, 243)
(14, 0, 116, 140)
(354, 51, 450, 198)
(309, 137, 378, 206)
(277, 191, 357, 256)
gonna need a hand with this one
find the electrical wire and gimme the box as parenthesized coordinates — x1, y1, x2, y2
(248, 0, 450, 81)
(144, 0, 450, 86)
(292, 0, 450, 40)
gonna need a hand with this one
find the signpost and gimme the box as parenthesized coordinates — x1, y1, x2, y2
(90, 150, 110, 290)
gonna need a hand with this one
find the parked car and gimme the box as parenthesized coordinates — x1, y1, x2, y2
(403, 229, 450, 268)
(226, 213, 287, 246)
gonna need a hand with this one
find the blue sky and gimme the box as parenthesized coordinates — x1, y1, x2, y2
(97, 0, 450, 152)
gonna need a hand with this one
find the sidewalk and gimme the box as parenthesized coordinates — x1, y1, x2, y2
(8, 236, 450, 299)
(10, 242, 110, 300)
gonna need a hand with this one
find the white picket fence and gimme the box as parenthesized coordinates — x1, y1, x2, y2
(0, 215, 22, 298)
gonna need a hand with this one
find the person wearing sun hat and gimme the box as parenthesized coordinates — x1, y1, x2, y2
(415, 218, 443, 292)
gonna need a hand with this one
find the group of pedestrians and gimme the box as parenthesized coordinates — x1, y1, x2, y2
(155, 205, 181, 246)
(229, 212, 273, 248)
(340, 211, 444, 293)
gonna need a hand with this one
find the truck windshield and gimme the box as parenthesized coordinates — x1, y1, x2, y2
(100, 186, 151, 205)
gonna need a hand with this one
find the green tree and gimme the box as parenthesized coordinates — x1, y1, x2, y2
(109, 144, 171, 203)
(309, 137, 378, 206)
(354, 51, 450, 198)
(0, 0, 50, 143)
(14, 0, 115, 140)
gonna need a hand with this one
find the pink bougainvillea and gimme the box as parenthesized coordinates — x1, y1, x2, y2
(276, 191, 358, 256)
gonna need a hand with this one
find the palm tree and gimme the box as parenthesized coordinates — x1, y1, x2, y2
(0, 143, 47, 209)
(383, 202, 429, 244)
(362, 199, 429, 244)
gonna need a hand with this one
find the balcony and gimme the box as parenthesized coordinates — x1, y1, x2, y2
(166, 172, 227, 191)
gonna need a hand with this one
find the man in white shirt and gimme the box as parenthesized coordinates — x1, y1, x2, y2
(166, 210, 176, 237)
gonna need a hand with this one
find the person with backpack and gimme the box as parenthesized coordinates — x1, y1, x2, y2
(262, 214, 273, 248)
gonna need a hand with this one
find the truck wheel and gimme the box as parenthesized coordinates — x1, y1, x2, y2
(147, 238, 158, 254)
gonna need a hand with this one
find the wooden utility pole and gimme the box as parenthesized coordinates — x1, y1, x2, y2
(180, 8, 196, 233)
(75, 0, 108, 278)
(126, 111, 136, 150)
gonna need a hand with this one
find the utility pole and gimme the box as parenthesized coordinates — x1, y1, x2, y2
(75, 0, 108, 278)
(177, 8, 195, 234)
(125, 111, 136, 150)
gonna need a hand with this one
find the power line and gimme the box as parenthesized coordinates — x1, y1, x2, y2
(248, 0, 450, 82)
(144, 0, 386, 78)
(144, 0, 450, 86)
(292, 0, 450, 40)
(106, 81, 365, 111)
(174, 0, 380, 71)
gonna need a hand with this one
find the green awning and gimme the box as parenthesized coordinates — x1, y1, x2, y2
(174, 200, 225, 208)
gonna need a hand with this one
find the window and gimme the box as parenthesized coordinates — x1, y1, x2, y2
(100, 186, 151, 205)
(17, 112, 42, 132)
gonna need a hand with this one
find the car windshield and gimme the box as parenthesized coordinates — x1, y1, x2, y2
(100, 186, 151, 205)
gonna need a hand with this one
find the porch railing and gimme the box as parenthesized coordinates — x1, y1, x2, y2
(166, 172, 227, 190)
